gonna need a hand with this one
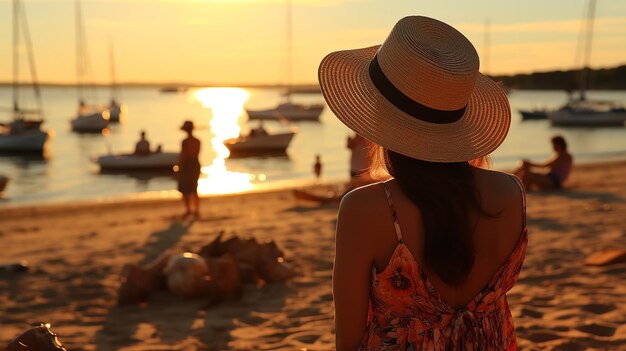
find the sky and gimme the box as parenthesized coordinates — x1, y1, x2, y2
(1, 0, 625, 85)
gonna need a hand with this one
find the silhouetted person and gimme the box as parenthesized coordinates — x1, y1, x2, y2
(314, 154, 322, 179)
(347, 133, 370, 178)
(516, 135, 573, 190)
(134, 130, 151, 155)
(178, 121, 201, 217)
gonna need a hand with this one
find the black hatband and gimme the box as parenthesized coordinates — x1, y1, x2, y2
(368, 55, 466, 124)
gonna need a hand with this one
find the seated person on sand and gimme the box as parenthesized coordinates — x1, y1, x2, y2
(134, 130, 151, 156)
(515, 135, 573, 190)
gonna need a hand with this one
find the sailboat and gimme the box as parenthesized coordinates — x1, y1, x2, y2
(246, 0, 324, 122)
(547, 0, 626, 127)
(107, 42, 125, 123)
(70, 0, 110, 133)
(0, 0, 49, 153)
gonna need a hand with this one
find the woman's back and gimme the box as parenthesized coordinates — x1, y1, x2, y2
(333, 169, 527, 350)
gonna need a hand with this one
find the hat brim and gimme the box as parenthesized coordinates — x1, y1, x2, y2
(318, 45, 511, 163)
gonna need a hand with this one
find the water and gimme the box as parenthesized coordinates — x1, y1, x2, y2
(1, 87, 625, 207)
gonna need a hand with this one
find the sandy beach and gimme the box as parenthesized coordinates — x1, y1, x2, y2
(1, 161, 626, 350)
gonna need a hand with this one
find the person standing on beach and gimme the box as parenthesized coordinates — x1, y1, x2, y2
(347, 133, 370, 178)
(178, 121, 201, 218)
(516, 135, 573, 190)
(323, 16, 526, 350)
(314, 154, 322, 179)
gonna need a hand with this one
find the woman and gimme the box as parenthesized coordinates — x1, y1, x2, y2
(178, 120, 201, 217)
(516, 135, 573, 190)
(320, 17, 527, 350)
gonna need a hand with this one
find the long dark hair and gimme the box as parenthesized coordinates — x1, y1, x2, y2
(380, 149, 490, 286)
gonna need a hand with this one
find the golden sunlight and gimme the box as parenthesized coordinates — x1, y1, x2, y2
(192, 87, 256, 195)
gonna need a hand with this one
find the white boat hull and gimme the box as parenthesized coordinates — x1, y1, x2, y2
(0, 130, 48, 152)
(548, 110, 626, 127)
(95, 152, 179, 170)
(71, 112, 109, 132)
(225, 132, 295, 156)
(247, 105, 324, 122)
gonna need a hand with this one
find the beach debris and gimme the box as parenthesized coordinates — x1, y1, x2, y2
(199, 233, 294, 283)
(585, 249, 626, 266)
(117, 233, 293, 305)
(4, 323, 67, 351)
(164, 252, 211, 299)
(0, 261, 29, 274)
(118, 251, 170, 304)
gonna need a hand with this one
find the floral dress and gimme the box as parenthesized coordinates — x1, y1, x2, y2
(358, 179, 528, 350)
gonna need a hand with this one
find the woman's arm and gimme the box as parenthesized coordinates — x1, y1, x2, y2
(333, 191, 374, 351)
(523, 156, 556, 169)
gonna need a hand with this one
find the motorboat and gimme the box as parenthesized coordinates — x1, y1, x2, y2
(246, 102, 324, 122)
(0, 119, 48, 152)
(519, 109, 548, 120)
(0, 175, 9, 193)
(224, 128, 295, 157)
(71, 108, 110, 133)
(548, 99, 626, 127)
(94, 151, 179, 171)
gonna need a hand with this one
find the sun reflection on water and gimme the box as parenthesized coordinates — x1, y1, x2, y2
(191, 87, 255, 195)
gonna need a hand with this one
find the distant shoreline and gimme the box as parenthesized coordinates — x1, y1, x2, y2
(0, 82, 324, 94)
(1, 63, 625, 91)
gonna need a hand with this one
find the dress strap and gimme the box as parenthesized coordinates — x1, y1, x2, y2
(508, 174, 527, 227)
(382, 181, 404, 243)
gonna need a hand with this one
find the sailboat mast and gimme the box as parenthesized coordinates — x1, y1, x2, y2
(579, 0, 596, 101)
(13, 0, 19, 114)
(286, 0, 292, 100)
(109, 41, 116, 102)
(20, 1, 44, 116)
(75, 0, 83, 104)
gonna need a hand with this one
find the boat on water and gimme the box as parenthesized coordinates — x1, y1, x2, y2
(549, 99, 626, 127)
(247, 102, 324, 122)
(0, 119, 48, 152)
(547, 0, 626, 127)
(0, 0, 49, 153)
(160, 86, 188, 94)
(107, 43, 126, 123)
(224, 127, 296, 157)
(71, 0, 109, 133)
(245, 0, 324, 122)
(519, 109, 548, 121)
(108, 101, 125, 123)
(0, 175, 9, 193)
(94, 152, 179, 171)
(71, 107, 110, 133)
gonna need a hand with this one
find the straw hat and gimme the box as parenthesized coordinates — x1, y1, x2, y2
(318, 16, 511, 163)
(180, 120, 194, 132)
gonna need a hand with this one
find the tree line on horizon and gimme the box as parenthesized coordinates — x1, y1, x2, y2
(491, 64, 626, 91)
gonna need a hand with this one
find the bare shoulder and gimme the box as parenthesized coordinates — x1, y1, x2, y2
(336, 182, 390, 245)
(339, 181, 388, 214)
(473, 168, 522, 197)
(472, 168, 524, 218)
